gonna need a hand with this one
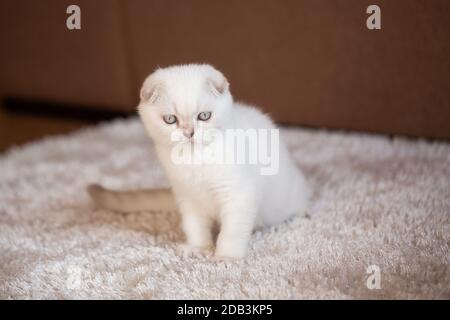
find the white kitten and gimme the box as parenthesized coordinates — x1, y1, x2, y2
(89, 64, 309, 259)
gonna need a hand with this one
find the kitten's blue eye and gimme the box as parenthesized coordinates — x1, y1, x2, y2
(197, 111, 212, 121)
(163, 114, 177, 124)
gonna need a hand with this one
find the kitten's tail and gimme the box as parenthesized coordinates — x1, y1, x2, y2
(87, 184, 177, 212)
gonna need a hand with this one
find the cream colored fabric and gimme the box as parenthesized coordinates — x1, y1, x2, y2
(0, 118, 449, 299)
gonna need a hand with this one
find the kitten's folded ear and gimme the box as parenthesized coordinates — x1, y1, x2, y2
(207, 74, 229, 97)
(140, 83, 160, 104)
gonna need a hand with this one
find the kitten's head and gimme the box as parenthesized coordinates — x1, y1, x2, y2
(138, 64, 233, 146)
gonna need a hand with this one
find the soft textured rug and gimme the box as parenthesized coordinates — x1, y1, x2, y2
(0, 117, 449, 299)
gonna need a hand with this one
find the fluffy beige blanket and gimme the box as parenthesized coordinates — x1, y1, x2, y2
(0, 118, 448, 299)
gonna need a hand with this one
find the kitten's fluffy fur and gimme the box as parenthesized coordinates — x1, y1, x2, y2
(89, 64, 309, 259)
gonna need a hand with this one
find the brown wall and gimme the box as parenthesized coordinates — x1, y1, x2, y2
(0, 0, 133, 109)
(1, 1, 450, 139)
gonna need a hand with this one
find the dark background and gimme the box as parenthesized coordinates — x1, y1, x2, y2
(1, 0, 450, 151)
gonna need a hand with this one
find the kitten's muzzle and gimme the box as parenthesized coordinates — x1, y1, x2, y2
(182, 129, 194, 139)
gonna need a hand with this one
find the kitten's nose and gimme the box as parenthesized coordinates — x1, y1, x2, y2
(182, 129, 194, 139)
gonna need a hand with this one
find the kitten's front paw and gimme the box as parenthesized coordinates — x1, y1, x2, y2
(176, 243, 213, 258)
(213, 254, 243, 262)
(214, 247, 247, 260)
(215, 237, 248, 260)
